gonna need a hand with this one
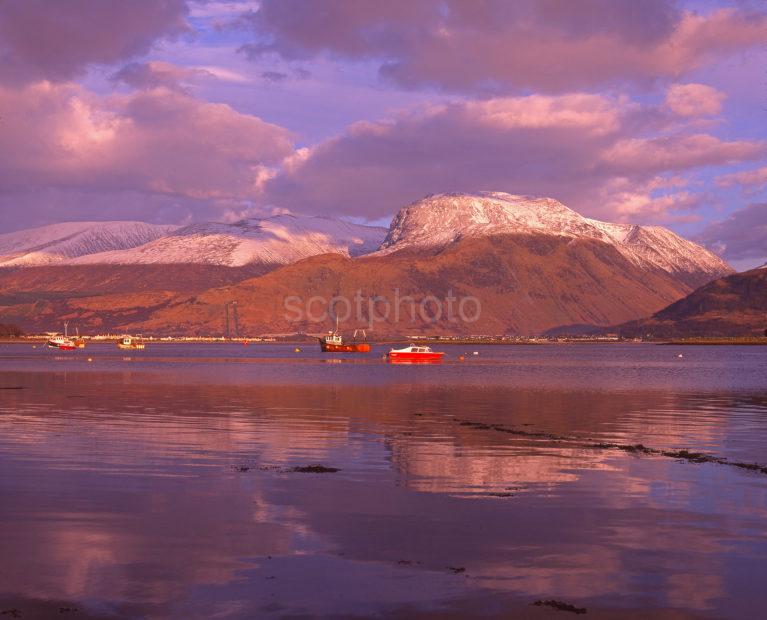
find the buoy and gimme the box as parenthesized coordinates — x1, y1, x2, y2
(458, 355, 465, 361)
(294, 347, 301, 353)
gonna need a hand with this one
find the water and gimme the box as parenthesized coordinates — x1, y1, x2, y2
(0, 343, 766, 619)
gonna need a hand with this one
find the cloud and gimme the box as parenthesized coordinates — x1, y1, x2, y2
(715, 165, 767, 193)
(696, 203, 767, 262)
(241, 1, 767, 94)
(261, 71, 288, 83)
(112, 61, 210, 90)
(665, 83, 726, 116)
(0, 0, 190, 84)
(0, 81, 294, 225)
(262, 92, 766, 222)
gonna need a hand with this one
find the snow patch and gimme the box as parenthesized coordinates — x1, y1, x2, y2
(71, 214, 386, 267)
(0, 221, 178, 267)
(377, 191, 732, 280)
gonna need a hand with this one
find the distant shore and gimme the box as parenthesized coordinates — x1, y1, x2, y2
(3, 335, 766, 346)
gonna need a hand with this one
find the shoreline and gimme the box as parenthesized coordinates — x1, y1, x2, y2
(3, 336, 766, 346)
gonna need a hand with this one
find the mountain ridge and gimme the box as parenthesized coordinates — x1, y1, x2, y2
(0, 221, 177, 267)
(377, 192, 732, 288)
(0, 192, 737, 336)
(71, 214, 387, 267)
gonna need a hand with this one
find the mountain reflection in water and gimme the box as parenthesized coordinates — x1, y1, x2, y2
(0, 343, 765, 619)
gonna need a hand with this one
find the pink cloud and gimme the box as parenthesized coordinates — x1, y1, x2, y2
(0, 81, 294, 223)
(0, 0, 189, 84)
(715, 165, 767, 193)
(241, 1, 767, 93)
(665, 83, 726, 116)
(602, 134, 764, 175)
(262, 93, 765, 222)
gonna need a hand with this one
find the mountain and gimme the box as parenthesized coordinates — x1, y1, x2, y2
(617, 267, 767, 338)
(118, 233, 728, 337)
(0, 192, 735, 336)
(0, 232, 732, 337)
(379, 192, 731, 288)
(71, 214, 386, 267)
(0, 221, 177, 267)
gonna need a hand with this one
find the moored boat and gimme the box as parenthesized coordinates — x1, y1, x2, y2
(47, 336, 76, 350)
(387, 344, 445, 362)
(73, 327, 86, 349)
(117, 335, 146, 350)
(46, 321, 77, 350)
(318, 320, 371, 353)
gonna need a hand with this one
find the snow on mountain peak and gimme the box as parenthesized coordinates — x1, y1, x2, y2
(378, 192, 732, 282)
(72, 213, 387, 267)
(0, 221, 178, 267)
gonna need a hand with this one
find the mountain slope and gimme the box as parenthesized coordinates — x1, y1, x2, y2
(0, 232, 722, 336)
(378, 192, 732, 288)
(71, 215, 386, 267)
(0, 221, 178, 267)
(617, 267, 767, 338)
(0, 192, 736, 336)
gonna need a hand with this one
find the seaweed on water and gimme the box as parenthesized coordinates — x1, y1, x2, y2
(287, 465, 340, 473)
(452, 418, 767, 477)
(532, 599, 587, 614)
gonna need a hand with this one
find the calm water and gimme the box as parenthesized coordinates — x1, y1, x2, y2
(0, 343, 766, 619)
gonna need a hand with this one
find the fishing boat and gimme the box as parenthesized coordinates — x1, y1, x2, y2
(46, 321, 77, 350)
(387, 344, 445, 362)
(47, 335, 76, 350)
(318, 317, 371, 353)
(116, 335, 145, 350)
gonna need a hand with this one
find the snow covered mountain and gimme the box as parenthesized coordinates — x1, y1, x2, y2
(0, 221, 177, 267)
(72, 214, 387, 267)
(378, 192, 732, 284)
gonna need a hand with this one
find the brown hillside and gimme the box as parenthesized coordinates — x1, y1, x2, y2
(618, 267, 767, 338)
(122, 233, 706, 336)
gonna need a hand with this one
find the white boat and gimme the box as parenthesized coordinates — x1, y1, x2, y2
(47, 335, 76, 350)
(47, 321, 76, 350)
(116, 336, 146, 350)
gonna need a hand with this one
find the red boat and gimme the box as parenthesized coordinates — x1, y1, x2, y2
(47, 336, 76, 350)
(388, 344, 445, 363)
(318, 322, 371, 353)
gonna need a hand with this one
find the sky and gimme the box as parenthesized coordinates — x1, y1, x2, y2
(0, 0, 766, 269)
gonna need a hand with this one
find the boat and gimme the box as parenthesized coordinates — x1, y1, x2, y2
(47, 335, 76, 350)
(73, 327, 86, 349)
(387, 344, 445, 362)
(318, 318, 371, 353)
(116, 335, 146, 350)
(46, 321, 77, 350)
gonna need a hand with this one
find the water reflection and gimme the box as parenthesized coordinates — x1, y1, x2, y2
(0, 363, 766, 618)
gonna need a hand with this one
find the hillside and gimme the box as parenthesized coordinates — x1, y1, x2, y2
(0, 221, 176, 267)
(0, 233, 725, 336)
(618, 267, 767, 338)
(0, 192, 735, 336)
